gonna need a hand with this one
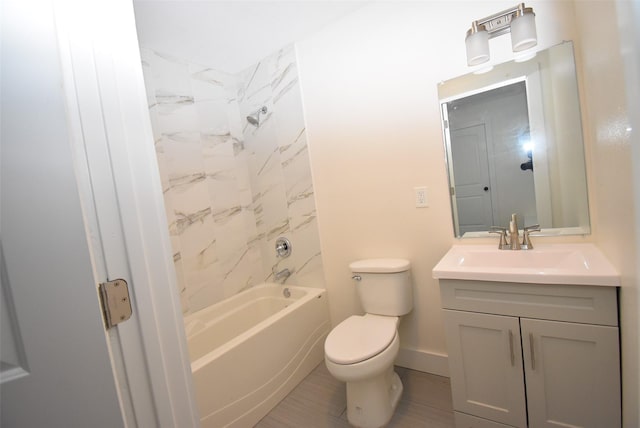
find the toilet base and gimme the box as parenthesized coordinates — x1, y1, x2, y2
(345, 366, 403, 428)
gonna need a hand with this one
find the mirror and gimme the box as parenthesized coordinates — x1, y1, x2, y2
(439, 41, 590, 238)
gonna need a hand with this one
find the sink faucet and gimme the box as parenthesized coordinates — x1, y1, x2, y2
(509, 214, 521, 250)
(489, 226, 509, 249)
(522, 224, 541, 249)
(490, 214, 540, 250)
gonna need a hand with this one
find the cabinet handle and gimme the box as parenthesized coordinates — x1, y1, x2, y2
(529, 333, 536, 370)
(509, 330, 515, 366)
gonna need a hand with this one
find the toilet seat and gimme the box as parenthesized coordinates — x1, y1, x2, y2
(325, 314, 398, 365)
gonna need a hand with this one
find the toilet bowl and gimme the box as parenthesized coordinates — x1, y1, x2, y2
(324, 259, 413, 428)
(325, 314, 403, 427)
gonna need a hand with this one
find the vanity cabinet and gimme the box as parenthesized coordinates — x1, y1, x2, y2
(440, 279, 620, 428)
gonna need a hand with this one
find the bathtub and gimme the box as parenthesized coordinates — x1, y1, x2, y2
(184, 283, 331, 428)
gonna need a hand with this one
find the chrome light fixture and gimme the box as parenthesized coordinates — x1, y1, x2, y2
(465, 3, 537, 66)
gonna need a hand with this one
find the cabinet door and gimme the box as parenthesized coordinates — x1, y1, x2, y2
(444, 310, 527, 428)
(521, 318, 621, 428)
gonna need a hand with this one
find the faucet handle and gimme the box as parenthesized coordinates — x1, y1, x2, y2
(522, 224, 541, 249)
(489, 226, 509, 250)
(275, 237, 292, 258)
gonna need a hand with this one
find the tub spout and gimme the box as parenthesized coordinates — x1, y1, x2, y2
(274, 268, 291, 284)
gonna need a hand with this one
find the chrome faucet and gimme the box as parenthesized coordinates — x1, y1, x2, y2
(490, 214, 540, 250)
(273, 268, 291, 284)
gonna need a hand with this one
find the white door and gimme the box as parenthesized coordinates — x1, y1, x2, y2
(1, 1, 124, 425)
(521, 318, 621, 428)
(2, 0, 200, 425)
(450, 124, 495, 233)
(0, 187, 125, 428)
(444, 310, 527, 428)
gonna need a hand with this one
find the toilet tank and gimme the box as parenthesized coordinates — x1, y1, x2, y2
(349, 259, 413, 316)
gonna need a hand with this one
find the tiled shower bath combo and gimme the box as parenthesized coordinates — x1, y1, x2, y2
(141, 45, 325, 315)
(141, 45, 330, 426)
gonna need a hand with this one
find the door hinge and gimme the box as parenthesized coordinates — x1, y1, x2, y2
(99, 279, 132, 329)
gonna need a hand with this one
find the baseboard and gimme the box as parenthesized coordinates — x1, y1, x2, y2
(395, 347, 449, 377)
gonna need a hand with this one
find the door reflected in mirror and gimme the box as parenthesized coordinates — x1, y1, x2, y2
(439, 41, 590, 238)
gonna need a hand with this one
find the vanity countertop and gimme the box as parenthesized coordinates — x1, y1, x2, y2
(432, 243, 619, 286)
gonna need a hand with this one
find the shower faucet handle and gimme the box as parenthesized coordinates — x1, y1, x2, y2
(275, 237, 292, 258)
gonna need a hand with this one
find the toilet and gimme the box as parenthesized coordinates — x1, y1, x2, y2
(324, 259, 413, 428)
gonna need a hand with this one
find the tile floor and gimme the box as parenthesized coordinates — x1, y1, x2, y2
(255, 363, 455, 427)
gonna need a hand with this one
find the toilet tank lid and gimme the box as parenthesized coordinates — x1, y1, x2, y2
(349, 258, 410, 273)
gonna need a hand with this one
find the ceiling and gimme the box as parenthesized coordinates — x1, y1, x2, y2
(133, 1, 368, 72)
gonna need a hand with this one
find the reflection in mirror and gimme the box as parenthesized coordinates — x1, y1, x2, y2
(439, 41, 590, 238)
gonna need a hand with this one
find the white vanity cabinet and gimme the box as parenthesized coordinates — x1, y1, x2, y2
(440, 279, 620, 428)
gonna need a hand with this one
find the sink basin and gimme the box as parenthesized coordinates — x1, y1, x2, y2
(432, 244, 619, 286)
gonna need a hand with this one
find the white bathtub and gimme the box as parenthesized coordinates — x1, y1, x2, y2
(184, 283, 331, 428)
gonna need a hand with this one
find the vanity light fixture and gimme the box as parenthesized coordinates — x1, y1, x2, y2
(465, 3, 537, 66)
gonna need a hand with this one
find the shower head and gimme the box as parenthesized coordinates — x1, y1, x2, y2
(247, 106, 268, 127)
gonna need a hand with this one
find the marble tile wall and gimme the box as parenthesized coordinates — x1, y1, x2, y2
(141, 45, 325, 315)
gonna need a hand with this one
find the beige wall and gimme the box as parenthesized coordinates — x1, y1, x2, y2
(574, 1, 639, 426)
(297, 1, 583, 373)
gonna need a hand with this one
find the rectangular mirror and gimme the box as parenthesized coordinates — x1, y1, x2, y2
(439, 41, 590, 238)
